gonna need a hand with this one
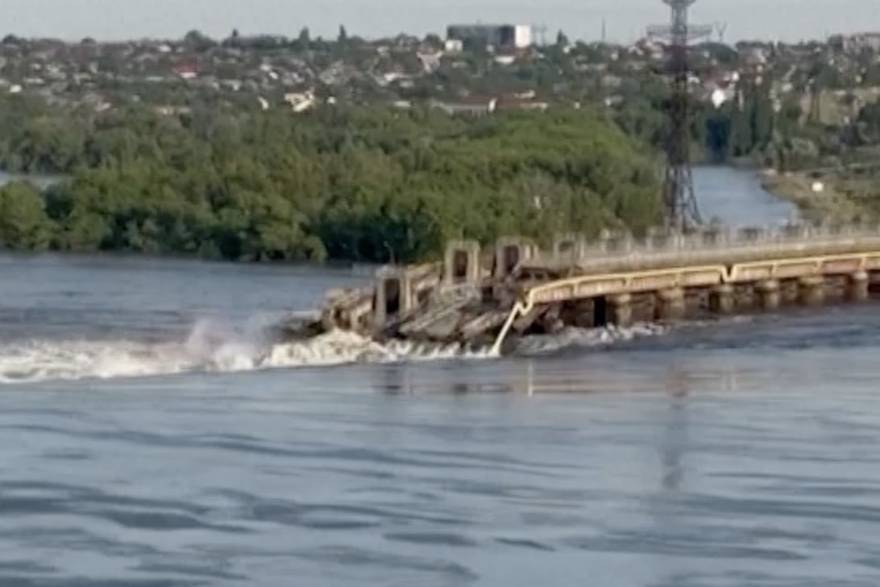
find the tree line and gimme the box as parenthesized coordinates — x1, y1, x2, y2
(0, 97, 662, 263)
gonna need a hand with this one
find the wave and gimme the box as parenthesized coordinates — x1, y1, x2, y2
(0, 319, 497, 385)
(0, 317, 677, 385)
(515, 323, 669, 356)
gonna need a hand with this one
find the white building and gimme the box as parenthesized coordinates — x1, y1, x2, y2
(513, 25, 532, 49)
(446, 24, 532, 50)
(284, 91, 316, 113)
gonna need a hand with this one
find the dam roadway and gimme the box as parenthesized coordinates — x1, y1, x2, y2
(316, 223, 880, 354)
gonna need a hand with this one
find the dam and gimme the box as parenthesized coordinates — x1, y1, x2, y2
(304, 223, 880, 354)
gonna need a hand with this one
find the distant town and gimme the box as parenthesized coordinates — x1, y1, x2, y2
(2, 24, 879, 126)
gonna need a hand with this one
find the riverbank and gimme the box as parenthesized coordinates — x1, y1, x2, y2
(760, 168, 879, 225)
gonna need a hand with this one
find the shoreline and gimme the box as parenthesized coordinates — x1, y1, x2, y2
(0, 248, 379, 275)
(758, 168, 874, 225)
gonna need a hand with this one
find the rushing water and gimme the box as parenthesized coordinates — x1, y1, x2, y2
(2, 167, 880, 587)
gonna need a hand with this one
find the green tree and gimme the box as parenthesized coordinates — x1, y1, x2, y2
(556, 30, 570, 48)
(297, 27, 311, 48)
(0, 182, 53, 250)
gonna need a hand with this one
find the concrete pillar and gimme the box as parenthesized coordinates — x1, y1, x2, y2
(848, 271, 870, 302)
(781, 280, 800, 305)
(656, 288, 686, 321)
(552, 233, 584, 261)
(603, 232, 634, 254)
(738, 227, 765, 242)
(755, 279, 781, 311)
(494, 238, 535, 280)
(444, 240, 481, 286)
(373, 280, 390, 331)
(798, 276, 825, 307)
(373, 268, 414, 330)
(561, 300, 597, 329)
(709, 284, 735, 314)
(541, 305, 565, 335)
(608, 293, 633, 328)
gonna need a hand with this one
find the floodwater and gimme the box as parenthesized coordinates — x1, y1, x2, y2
(2, 167, 880, 587)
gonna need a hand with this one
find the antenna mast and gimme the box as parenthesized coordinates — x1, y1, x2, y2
(648, 0, 712, 232)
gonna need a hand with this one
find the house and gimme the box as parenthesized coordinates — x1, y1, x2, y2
(431, 97, 498, 116)
(173, 64, 198, 80)
(417, 51, 443, 73)
(830, 33, 880, 53)
(155, 105, 192, 117)
(496, 96, 549, 112)
(284, 90, 316, 113)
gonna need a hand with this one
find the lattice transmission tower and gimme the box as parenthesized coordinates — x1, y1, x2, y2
(648, 0, 712, 232)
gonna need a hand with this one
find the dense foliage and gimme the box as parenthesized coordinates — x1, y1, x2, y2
(0, 97, 662, 263)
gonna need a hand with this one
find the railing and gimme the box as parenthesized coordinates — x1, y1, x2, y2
(523, 224, 880, 277)
(490, 248, 880, 355)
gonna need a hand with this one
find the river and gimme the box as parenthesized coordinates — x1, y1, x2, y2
(2, 167, 879, 587)
(695, 165, 798, 227)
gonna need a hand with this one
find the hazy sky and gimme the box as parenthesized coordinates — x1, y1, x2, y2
(4, 0, 877, 43)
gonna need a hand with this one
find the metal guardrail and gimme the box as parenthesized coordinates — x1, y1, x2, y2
(524, 225, 880, 278)
(490, 248, 880, 355)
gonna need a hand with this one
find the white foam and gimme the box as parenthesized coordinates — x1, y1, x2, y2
(0, 321, 497, 385)
(515, 323, 668, 356)
(0, 318, 675, 385)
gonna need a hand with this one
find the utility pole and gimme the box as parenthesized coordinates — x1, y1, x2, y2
(648, 0, 712, 232)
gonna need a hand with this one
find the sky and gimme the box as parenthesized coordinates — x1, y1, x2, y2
(3, 0, 877, 43)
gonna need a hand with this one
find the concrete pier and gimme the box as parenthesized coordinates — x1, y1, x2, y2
(710, 284, 736, 314)
(444, 240, 481, 286)
(494, 237, 536, 280)
(755, 279, 781, 311)
(781, 280, 800, 305)
(848, 271, 870, 302)
(374, 268, 412, 329)
(656, 287, 686, 321)
(609, 294, 633, 327)
(799, 276, 825, 307)
(552, 233, 585, 260)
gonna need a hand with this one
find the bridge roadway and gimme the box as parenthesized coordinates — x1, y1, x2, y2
(488, 227, 880, 354)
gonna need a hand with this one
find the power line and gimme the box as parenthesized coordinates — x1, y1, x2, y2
(648, 0, 712, 232)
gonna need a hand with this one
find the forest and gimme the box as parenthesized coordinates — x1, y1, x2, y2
(0, 96, 663, 263)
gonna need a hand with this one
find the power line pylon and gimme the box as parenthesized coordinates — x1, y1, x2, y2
(648, 0, 712, 232)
